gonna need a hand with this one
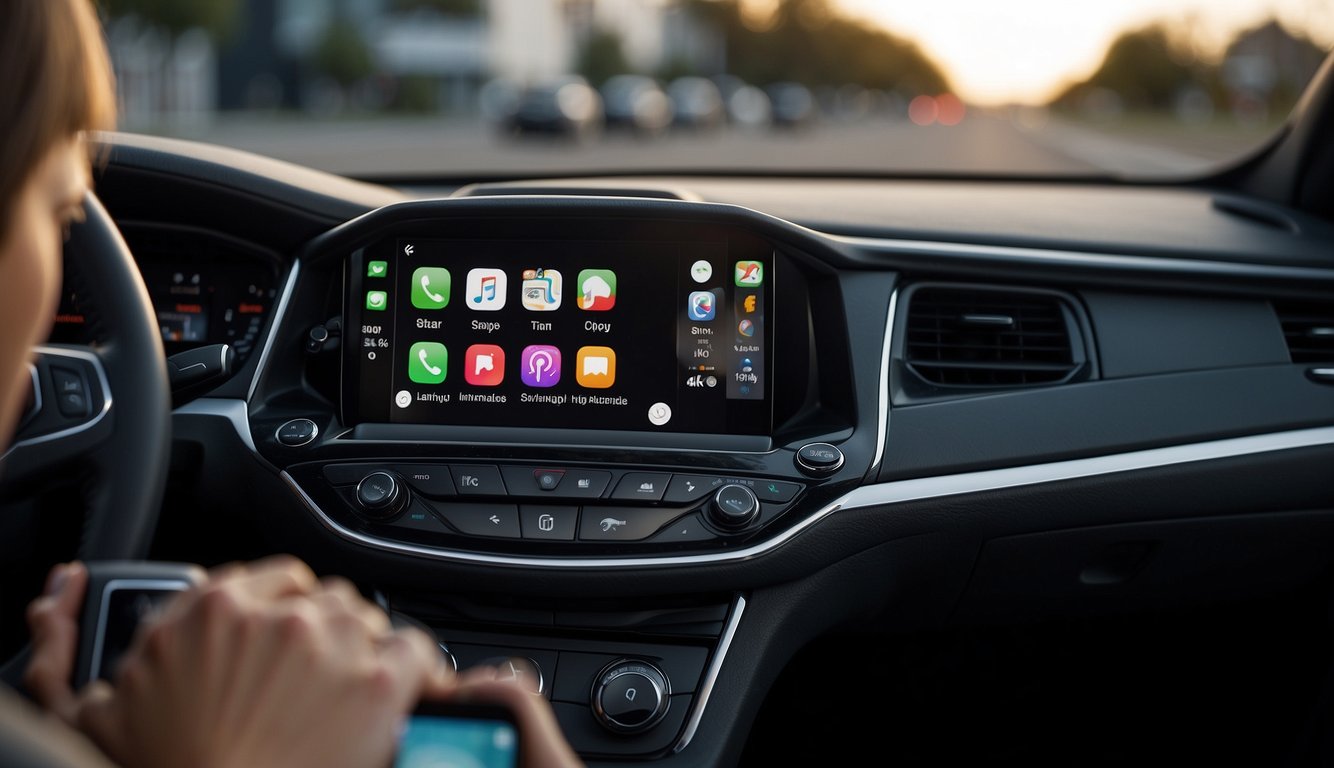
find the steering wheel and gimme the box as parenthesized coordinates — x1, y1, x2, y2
(0, 192, 171, 681)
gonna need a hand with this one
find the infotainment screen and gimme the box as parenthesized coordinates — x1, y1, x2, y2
(344, 236, 773, 436)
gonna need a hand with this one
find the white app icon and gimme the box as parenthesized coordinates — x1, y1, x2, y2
(394, 390, 412, 409)
(647, 402, 672, 426)
(521, 268, 562, 311)
(690, 260, 712, 284)
(474, 353, 494, 376)
(466, 268, 508, 311)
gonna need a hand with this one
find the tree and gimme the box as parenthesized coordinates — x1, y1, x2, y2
(576, 27, 632, 88)
(100, 0, 240, 40)
(312, 20, 374, 87)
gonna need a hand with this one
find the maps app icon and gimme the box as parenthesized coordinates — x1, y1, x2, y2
(521, 268, 562, 311)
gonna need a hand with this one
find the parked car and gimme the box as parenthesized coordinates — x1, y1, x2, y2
(504, 75, 603, 140)
(766, 81, 818, 128)
(667, 76, 726, 130)
(600, 74, 673, 137)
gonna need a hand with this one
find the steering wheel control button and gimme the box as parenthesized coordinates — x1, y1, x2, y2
(354, 471, 405, 519)
(393, 465, 456, 498)
(796, 442, 844, 475)
(578, 507, 685, 541)
(428, 502, 520, 538)
(753, 479, 802, 503)
(664, 475, 727, 504)
(592, 660, 671, 734)
(519, 505, 578, 540)
(709, 484, 760, 529)
(276, 418, 318, 447)
(610, 472, 671, 502)
(50, 365, 89, 418)
(448, 465, 507, 496)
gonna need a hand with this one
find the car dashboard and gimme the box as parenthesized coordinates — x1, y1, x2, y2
(51, 129, 1334, 766)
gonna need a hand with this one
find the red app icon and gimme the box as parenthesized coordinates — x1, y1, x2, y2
(464, 344, 505, 386)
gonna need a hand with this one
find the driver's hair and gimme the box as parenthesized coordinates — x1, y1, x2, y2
(0, 0, 116, 239)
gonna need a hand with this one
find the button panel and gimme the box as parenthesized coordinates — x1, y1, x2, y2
(316, 461, 808, 549)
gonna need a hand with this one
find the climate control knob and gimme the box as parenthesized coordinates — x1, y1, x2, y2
(354, 471, 406, 519)
(590, 659, 671, 734)
(708, 484, 760, 530)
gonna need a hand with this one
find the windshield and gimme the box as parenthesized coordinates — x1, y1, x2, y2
(100, 0, 1333, 179)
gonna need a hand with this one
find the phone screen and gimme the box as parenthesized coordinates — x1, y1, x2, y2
(394, 705, 520, 768)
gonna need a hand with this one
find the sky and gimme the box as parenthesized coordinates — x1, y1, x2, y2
(836, 0, 1334, 105)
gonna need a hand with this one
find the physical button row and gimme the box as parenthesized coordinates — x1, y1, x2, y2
(323, 463, 802, 504)
(390, 500, 713, 543)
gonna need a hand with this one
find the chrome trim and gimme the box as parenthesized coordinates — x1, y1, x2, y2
(673, 595, 745, 754)
(281, 425, 1334, 568)
(174, 397, 258, 455)
(835, 235, 1334, 285)
(247, 259, 300, 402)
(869, 289, 896, 474)
(88, 578, 191, 682)
(3, 346, 114, 458)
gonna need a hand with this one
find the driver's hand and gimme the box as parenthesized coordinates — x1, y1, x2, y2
(24, 560, 91, 723)
(29, 555, 450, 768)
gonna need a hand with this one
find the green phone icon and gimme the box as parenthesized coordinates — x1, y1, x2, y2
(365, 291, 387, 311)
(408, 342, 447, 384)
(367, 260, 388, 277)
(411, 267, 451, 310)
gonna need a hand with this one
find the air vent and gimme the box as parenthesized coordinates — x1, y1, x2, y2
(1275, 300, 1334, 363)
(904, 285, 1084, 388)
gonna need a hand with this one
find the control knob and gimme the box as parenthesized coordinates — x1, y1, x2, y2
(354, 471, 407, 519)
(590, 659, 671, 734)
(708, 483, 760, 530)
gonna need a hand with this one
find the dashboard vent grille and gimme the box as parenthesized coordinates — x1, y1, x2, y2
(905, 286, 1079, 387)
(1275, 301, 1334, 363)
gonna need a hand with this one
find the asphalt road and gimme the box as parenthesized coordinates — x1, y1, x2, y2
(155, 111, 1249, 179)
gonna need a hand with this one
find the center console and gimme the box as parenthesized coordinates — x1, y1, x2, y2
(248, 197, 886, 760)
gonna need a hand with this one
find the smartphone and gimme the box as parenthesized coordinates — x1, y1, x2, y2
(394, 701, 521, 768)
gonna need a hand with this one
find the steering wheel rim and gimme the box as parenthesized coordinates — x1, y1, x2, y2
(0, 192, 169, 682)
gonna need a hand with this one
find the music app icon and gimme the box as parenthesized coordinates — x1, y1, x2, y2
(465, 268, 507, 311)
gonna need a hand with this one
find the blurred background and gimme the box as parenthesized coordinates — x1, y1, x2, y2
(95, 0, 1334, 178)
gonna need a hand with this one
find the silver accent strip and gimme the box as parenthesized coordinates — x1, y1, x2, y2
(88, 578, 191, 682)
(835, 235, 1334, 284)
(673, 595, 745, 754)
(869, 289, 896, 474)
(281, 425, 1334, 568)
(3, 346, 114, 458)
(174, 397, 258, 455)
(247, 259, 300, 402)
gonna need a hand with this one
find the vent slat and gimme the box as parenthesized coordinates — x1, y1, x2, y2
(1275, 300, 1334, 363)
(905, 287, 1077, 388)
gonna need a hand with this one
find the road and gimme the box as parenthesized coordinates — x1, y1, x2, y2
(151, 111, 1264, 179)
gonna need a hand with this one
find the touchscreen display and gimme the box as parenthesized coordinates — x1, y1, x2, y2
(346, 238, 773, 435)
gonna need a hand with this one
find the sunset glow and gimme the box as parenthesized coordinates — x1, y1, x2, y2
(836, 0, 1334, 104)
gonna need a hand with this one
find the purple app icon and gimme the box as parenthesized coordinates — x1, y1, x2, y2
(520, 345, 561, 387)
